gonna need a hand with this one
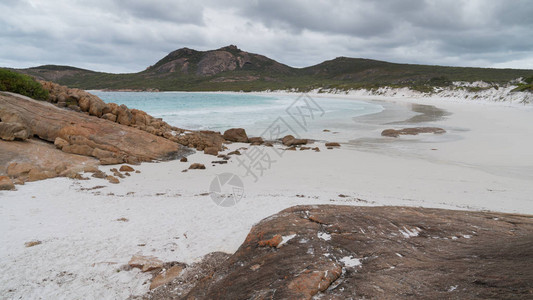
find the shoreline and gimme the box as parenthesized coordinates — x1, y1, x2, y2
(1, 91, 533, 299)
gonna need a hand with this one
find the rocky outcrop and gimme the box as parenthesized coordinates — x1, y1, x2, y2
(0, 138, 99, 182)
(0, 92, 188, 166)
(223, 128, 248, 143)
(145, 205, 533, 299)
(39, 81, 225, 152)
(381, 127, 446, 137)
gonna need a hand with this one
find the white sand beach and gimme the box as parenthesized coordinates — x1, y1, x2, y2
(1, 93, 533, 299)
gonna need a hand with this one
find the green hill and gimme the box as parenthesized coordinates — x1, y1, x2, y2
(12, 45, 533, 92)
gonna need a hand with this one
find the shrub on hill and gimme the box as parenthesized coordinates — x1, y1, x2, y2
(0, 68, 49, 100)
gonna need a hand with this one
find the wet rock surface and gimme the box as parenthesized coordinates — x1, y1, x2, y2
(144, 205, 533, 299)
(381, 127, 446, 137)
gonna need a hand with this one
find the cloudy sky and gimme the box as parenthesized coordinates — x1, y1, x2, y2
(1, 0, 532, 73)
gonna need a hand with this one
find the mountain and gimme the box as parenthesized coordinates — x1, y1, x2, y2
(12, 45, 533, 91)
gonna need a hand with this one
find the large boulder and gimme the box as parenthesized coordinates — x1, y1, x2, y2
(223, 128, 248, 143)
(0, 93, 189, 166)
(170, 205, 533, 299)
(0, 122, 31, 141)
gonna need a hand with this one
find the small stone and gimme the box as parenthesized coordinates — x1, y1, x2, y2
(180, 157, 188, 162)
(189, 163, 206, 170)
(25, 240, 42, 247)
(107, 176, 120, 184)
(325, 142, 340, 147)
(119, 165, 135, 172)
(0, 176, 15, 190)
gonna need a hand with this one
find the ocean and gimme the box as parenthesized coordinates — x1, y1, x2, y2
(90, 91, 383, 141)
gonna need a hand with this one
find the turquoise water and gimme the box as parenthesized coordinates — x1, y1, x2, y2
(90, 91, 383, 140)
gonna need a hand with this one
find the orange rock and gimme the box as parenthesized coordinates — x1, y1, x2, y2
(324, 142, 340, 147)
(287, 263, 342, 298)
(204, 146, 219, 156)
(119, 165, 135, 172)
(0, 176, 15, 190)
(258, 234, 283, 247)
(189, 163, 206, 170)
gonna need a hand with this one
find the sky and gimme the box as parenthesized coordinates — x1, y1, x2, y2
(1, 0, 532, 73)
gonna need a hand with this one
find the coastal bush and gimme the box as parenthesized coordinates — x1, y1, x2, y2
(0, 68, 49, 100)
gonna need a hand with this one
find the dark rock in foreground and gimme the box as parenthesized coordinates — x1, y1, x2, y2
(145, 205, 533, 299)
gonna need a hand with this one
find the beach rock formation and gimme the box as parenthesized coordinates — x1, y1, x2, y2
(39, 81, 226, 152)
(144, 205, 533, 299)
(223, 128, 248, 143)
(0, 137, 99, 183)
(381, 127, 446, 137)
(0, 93, 186, 166)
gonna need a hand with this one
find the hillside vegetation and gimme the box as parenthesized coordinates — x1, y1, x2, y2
(0, 68, 49, 100)
(12, 46, 533, 92)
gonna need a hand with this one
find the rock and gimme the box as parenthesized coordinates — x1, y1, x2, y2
(101, 113, 117, 122)
(150, 265, 185, 290)
(300, 147, 311, 150)
(180, 157, 188, 162)
(211, 160, 228, 164)
(286, 146, 297, 151)
(28, 168, 56, 181)
(91, 170, 107, 179)
(227, 150, 241, 156)
(106, 175, 120, 184)
(119, 165, 135, 172)
(180, 205, 533, 299)
(264, 142, 274, 147)
(0, 122, 31, 141)
(24, 240, 42, 247)
(7, 162, 33, 178)
(128, 254, 164, 272)
(204, 147, 219, 156)
(312, 147, 320, 152)
(248, 137, 264, 145)
(189, 163, 206, 170)
(0, 176, 15, 190)
(117, 105, 133, 126)
(223, 128, 248, 143)
(282, 135, 307, 146)
(0, 93, 187, 166)
(54, 137, 69, 149)
(325, 142, 340, 147)
(282, 135, 295, 146)
(381, 127, 446, 138)
(258, 234, 282, 247)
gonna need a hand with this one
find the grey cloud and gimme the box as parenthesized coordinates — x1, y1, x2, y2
(0, 0, 532, 72)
